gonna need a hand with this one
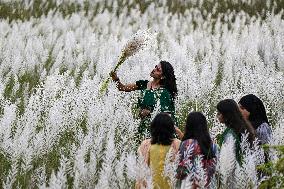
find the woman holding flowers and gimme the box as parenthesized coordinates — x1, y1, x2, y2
(111, 61, 178, 142)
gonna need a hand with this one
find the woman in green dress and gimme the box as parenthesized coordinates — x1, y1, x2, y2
(110, 61, 178, 141)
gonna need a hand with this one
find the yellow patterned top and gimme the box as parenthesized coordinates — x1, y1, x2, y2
(136, 139, 180, 189)
(150, 144, 172, 189)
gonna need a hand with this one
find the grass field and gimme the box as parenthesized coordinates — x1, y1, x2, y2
(0, 0, 283, 188)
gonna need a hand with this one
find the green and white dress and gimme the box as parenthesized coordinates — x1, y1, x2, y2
(135, 80, 176, 142)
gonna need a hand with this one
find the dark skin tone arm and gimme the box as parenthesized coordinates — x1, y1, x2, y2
(175, 127, 184, 139)
(110, 71, 137, 91)
(110, 71, 151, 118)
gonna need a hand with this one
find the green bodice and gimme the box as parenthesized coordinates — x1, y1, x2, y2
(136, 80, 175, 115)
(134, 80, 177, 143)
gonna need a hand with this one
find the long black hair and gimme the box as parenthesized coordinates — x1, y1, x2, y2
(160, 61, 178, 100)
(150, 113, 175, 145)
(182, 112, 215, 159)
(217, 99, 255, 143)
(239, 94, 269, 129)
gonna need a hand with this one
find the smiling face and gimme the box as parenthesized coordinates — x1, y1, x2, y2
(150, 63, 163, 79)
(238, 104, 250, 120)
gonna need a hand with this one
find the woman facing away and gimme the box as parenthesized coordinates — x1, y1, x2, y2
(111, 61, 178, 141)
(176, 112, 218, 188)
(136, 113, 180, 189)
(238, 94, 272, 145)
(216, 99, 255, 164)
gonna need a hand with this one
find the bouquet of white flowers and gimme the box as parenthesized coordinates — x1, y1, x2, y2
(99, 30, 153, 95)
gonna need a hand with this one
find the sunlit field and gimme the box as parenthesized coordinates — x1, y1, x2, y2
(0, 0, 283, 188)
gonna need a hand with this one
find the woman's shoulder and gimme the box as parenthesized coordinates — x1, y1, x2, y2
(138, 139, 151, 152)
(140, 139, 151, 146)
(256, 122, 272, 144)
(179, 139, 201, 158)
(256, 122, 272, 136)
(137, 139, 152, 165)
(171, 138, 181, 151)
(172, 138, 181, 145)
(138, 139, 151, 157)
(257, 122, 271, 131)
(180, 139, 196, 149)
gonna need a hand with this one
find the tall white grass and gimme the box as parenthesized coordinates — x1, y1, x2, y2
(0, 0, 283, 188)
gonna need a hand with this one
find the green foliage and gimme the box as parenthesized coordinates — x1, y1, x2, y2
(44, 50, 55, 74)
(3, 75, 15, 100)
(258, 145, 284, 189)
(3, 67, 41, 115)
(0, 153, 11, 188)
(176, 100, 199, 130)
(214, 60, 224, 87)
(75, 62, 89, 87)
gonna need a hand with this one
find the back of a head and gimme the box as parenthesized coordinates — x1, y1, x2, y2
(239, 94, 269, 129)
(150, 113, 175, 145)
(217, 99, 246, 135)
(183, 112, 215, 159)
(183, 112, 208, 140)
(160, 61, 177, 100)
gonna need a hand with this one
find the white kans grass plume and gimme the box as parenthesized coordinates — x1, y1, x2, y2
(99, 30, 154, 95)
(136, 154, 153, 189)
(217, 135, 237, 188)
(46, 155, 68, 189)
(119, 30, 154, 64)
(233, 134, 264, 188)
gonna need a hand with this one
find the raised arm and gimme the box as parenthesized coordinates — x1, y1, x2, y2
(175, 127, 184, 140)
(110, 71, 138, 92)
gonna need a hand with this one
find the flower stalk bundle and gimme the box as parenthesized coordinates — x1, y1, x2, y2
(99, 31, 153, 95)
